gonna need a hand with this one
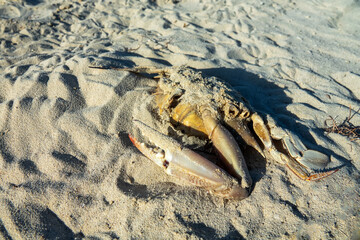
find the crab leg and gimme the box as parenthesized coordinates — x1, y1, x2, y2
(282, 154, 339, 181)
(201, 110, 252, 188)
(130, 120, 248, 200)
(250, 113, 339, 181)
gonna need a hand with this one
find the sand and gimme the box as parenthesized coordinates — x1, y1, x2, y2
(0, 0, 359, 239)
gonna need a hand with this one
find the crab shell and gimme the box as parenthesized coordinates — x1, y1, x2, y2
(126, 66, 339, 200)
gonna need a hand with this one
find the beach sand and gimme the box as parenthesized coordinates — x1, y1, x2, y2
(0, 0, 359, 239)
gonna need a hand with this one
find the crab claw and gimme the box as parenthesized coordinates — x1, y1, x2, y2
(201, 109, 252, 188)
(129, 120, 248, 200)
(250, 113, 339, 181)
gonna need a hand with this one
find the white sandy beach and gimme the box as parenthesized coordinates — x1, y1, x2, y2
(0, 0, 359, 239)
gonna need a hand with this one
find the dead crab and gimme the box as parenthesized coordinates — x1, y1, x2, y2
(115, 66, 338, 200)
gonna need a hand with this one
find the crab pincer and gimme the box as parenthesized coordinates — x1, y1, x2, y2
(129, 120, 249, 200)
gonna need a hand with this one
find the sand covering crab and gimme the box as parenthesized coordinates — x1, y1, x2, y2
(121, 66, 338, 200)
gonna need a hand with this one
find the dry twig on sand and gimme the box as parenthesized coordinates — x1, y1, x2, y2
(325, 106, 360, 142)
